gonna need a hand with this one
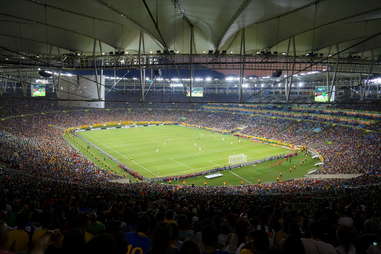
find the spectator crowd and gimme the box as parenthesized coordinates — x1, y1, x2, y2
(0, 99, 381, 254)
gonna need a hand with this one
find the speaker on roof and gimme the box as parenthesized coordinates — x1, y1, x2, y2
(272, 69, 282, 78)
(38, 70, 52, 78)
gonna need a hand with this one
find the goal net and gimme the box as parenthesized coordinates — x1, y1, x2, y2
(228, 154, 247, 165)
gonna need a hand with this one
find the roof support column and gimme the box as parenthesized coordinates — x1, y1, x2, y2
(360, 50, 375, 101)
(285, 37, 296, 103)
(93, 38, 101, 101)
(284, 38, 291, 102)
(361, 50, 375, 101)
(138, 31, 146, 102)
(98, 40, 103, 56)
(239, 28, 246, 103)
(17, 69, 28, 97)
(328, 45, 340, 103)
(53, 71, 59, 93)
(326, 69, 330, 99)
(189, 25, 194, 100)
(328, 66, 337, 103)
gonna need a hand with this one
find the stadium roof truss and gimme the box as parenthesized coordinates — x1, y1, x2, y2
(1, 0, 381, 103)
(1, 0, 381, 56)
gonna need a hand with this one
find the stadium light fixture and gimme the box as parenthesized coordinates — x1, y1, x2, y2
(171, 78, 180, 82)
(156, 77, 164, 81)
(369, 78, 381, 84)
(242, 83, 249, 88)
(225, 76, 239, 81)
(35, 79, 49, 84)
(195, 77, 203, 82)
(170, 83, 183, 87)
(205, 77, 212, 82)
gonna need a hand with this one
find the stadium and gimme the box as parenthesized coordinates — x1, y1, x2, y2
(0, 1, 381, 254)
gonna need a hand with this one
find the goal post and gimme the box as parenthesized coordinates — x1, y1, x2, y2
(228, 154, 247, 165)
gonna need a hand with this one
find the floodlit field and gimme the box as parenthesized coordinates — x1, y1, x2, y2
(171, 153, 318, 186)
(76, 125, 290, 178)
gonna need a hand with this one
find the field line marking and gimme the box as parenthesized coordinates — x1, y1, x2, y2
(101, 143, 158, 178)
(170, 158, 193, 170)
(230, 171, 253, 184)
(75, 134, 124, 166)
(129, 159, 158, 178)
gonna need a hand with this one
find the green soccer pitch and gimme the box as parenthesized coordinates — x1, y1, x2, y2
(66, 124, 319, 185)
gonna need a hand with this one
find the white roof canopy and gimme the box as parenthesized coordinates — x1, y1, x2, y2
(0, 0, 381, 57)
